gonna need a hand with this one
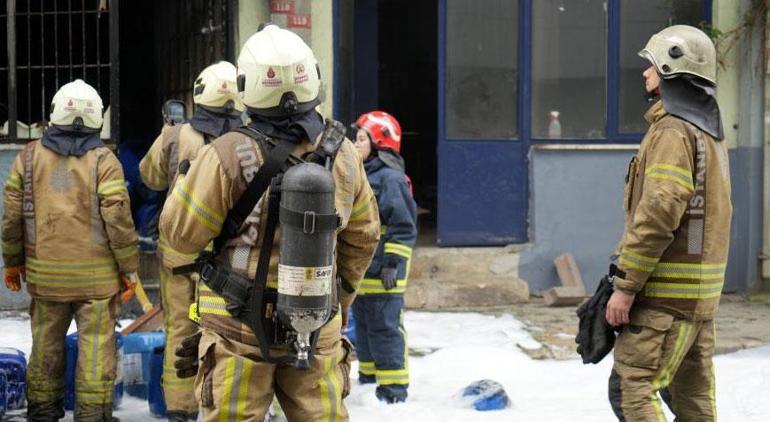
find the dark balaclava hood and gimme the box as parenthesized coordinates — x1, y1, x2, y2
(41, 125, 104, 157)
(248, 109, 325, 144)
(188, 106, 244, 139)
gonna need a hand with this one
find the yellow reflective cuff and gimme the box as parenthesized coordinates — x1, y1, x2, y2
(645, 164, 694, 191)
(97, 179, 128, 197)
(113, 244, 138, 261)
(358, 361, 376, 375)
(173, 182, 224, 232)
(384, 242, 412, 259)
(358, 278, 407, 295)
(5, 173, 22, 191)
(158, 237, 198, 261)
(376, 368, 409, 385)
(619, 248, 658, 272)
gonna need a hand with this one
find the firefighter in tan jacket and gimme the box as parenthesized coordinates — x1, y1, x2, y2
(606, 26, 731, 421)
(159, 25, 379, 421)
(139, 61, 243, 422)
(2, 79, 138, 421)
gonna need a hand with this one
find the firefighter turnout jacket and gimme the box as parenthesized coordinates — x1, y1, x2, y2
(615, 100, 732, 321)
(360, 157, 417, 295)
(158, 130, 380, 345)
(2, 140, 138, 300)
(139, 123, 208, 269)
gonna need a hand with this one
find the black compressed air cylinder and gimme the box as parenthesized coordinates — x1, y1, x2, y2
(277, 163, 336, 335)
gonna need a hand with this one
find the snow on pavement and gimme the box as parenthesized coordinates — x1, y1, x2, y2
(1, 312, 769, 421)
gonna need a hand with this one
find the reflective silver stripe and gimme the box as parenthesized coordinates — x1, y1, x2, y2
(23, 142, 36, 248)
(231, 245, 251, 272)
(687, 219, 704, 255)
(228, 358, 244, 422)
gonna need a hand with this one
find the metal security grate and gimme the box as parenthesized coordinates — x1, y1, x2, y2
(1, 0, 117, 143)
(154, 0, 235, 112)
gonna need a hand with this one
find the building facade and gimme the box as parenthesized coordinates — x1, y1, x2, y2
(1, 0, 767, 308)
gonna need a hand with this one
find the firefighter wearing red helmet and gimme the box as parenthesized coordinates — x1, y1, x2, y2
(352, 111, 418, 403)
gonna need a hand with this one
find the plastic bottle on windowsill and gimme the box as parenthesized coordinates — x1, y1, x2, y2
(548, 110, 562, 138)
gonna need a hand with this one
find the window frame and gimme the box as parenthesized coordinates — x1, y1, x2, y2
(440, 0, 712, 144)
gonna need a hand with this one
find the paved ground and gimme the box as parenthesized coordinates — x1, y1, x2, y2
(481, 293, 770, 360)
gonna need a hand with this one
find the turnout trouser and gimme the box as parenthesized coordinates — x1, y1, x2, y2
(352, 295, 409, 397)
(194, 314, 353, 422)
(609, 307, 716, 422)
(27, 295, 119, 421)
(160, 264, 199, 415)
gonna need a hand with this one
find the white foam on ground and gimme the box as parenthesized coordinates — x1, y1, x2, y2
(1, 311, 768, 421)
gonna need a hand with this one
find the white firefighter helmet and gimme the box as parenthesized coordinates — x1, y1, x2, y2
(50, 79, 104, 131)
(193, 61, 244, 113)
(638, 25, 717, 85)
(237, 24, 321, 116)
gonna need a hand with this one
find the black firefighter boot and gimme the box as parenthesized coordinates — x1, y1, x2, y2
(166, 411, 199, 422)
(26, 399, 66, 422)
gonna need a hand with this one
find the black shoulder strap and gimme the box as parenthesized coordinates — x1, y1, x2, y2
(213, 127, 296, 252)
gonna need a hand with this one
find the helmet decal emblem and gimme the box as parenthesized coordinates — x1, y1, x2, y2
(267, 67, 276, 78)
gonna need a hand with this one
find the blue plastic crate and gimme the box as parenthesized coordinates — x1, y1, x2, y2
(0, 347, 27, 410)
(121, 331, 166, 417)
(64, 332, 124, 411)
(0, 368, 7, 419)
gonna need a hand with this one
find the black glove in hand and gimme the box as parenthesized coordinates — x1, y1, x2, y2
(380, 266, 398, 290)
(175, 331, 202, 379)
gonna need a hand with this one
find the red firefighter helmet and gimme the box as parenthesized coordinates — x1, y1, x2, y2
(354, 111, 402, 153)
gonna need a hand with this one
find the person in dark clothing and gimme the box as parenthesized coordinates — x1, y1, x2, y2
(351, 111, 418, 404)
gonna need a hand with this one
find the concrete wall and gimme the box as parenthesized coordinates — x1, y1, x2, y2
(0, 148, 30, 310)
(519, 146, 636, 293)
(714, 0, 766, 292)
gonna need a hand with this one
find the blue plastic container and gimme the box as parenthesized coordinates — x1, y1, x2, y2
(121, 332, 165, 399)
(147, 345, 167, 418)
(0, 369, 7, 419)
(461, 379, 510, 411)
(64, 332, 124, 411)
(0, 347, 27, 410)
(121, 331, 166, 417)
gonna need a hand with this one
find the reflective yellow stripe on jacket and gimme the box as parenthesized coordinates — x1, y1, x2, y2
(25, 256, 118, 287)
(172, 181, 224, 233)
(645, 164, 695, 191)
(5, 173, 22, 191)
(97, 179, 128, 197)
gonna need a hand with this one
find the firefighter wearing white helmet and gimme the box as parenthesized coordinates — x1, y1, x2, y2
(139, 60, 244, 422)
(160, 24, 379, 421)
(237, 23, 321, 115)
(606, 25, 731, 421)
(2, 78, 138, 420)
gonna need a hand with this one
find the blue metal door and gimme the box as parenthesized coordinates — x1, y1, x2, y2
(437, 0, 529, 245)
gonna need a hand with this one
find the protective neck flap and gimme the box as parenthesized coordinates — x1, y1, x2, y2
(189, 107, 243, 139)
(376, 149, 406, 172)
(660, 76, 724, 140)
(248, 110, 325, 144)
(41, 125, 104, 157)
